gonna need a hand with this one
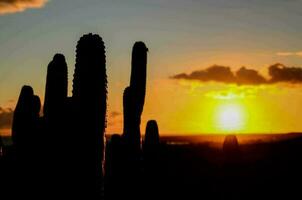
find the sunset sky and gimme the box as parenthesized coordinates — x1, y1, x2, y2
(1, 0, 302, 135)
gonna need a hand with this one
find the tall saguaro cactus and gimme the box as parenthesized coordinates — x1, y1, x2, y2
(72, 33, 107, 197)
(123, 42, 148, 152)
(43, 54, 68, 121)
(130, 42, 148, 113)
(42, 53, 69, 197)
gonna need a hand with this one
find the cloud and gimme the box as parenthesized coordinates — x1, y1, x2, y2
(0, 107, 13, 129)
(171, 63, 302, 85)
(269, 63, 302, 83)
(172, 65, 235, 83)
(171, 65, 267, 85)
(0, 0, 48, 15)
(236, 67, 266, 85)
(110, 111, 121, 118)
(276, 51, 302, 57)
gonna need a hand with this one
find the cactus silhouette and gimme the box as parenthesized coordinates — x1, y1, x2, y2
(12, 85, 35, 155)
(143, 119, 160, 167)
(223, 135, 241, 165)
(43, 54, 68, 121)
(42, 54, 68, 187)
(121, 42, 148, 200)
(123, 86, 132, 141)
(130, 42, 148, 114)
(0, 136, 3, 157)
(11, 86, 42, 197)
(123, 41, 148, 153)
(144, 120, 160, 148)
(223, 135, 239, 155)
(142, 120, 162, 199)
(72, 33, 107, 197)
(32, 95, 41, 118)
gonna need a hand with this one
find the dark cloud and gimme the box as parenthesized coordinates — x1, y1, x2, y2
(236, 67, 267, 85)
(0, 0, 48, 15)
(171, 64, 302, 85)
(269, 63, 302, 83)
(172, 65, 235, 83)
(0, 107, 13, 129)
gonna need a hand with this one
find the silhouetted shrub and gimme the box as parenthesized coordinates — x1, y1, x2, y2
(43, 54, 68, 120)
(72, 33, 107, 198)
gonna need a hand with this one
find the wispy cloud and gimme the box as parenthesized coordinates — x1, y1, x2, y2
(276, 51, 302, 57)
(0, 0, 48, 15)
(110, 111, 121, 118)
(0, 107, 13, 129)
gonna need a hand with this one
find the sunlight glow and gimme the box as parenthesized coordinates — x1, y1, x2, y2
(217, 104, 244, 132)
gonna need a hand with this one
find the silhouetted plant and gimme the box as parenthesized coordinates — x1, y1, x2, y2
(106, 134, 123, 174)
(223, 135, 239, 154)
(32, 95, 41, 145)
(33, 95, 41, 118)
(130, 42, 148, 114)
(223, 135, 241, 165)
(120, 42, 148, 200)
(10, 86, 42, 197)
(144, 120, 160, 148)
(12, 85, 35, 155)
(123, 86, 132, 142)
(143, 120, 161, 167)
(0, 136, 3, 157)
(43, 54, 68, 121)
(123, 41, 148, 153)
(72, 33, 107, 197)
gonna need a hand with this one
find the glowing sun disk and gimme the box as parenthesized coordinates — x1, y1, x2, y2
(218, 104, 244, 132)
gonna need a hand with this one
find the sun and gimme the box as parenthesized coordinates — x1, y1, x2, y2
(217, 104, 244, 132)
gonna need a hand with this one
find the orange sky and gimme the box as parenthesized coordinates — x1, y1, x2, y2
(1, 0, 302, 136)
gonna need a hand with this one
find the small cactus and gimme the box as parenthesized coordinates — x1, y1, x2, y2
(143, 120, 160, 163)
(223, 135, 239, 154)
(144, 120, 160, 147)
(223, 135, 241, 165)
